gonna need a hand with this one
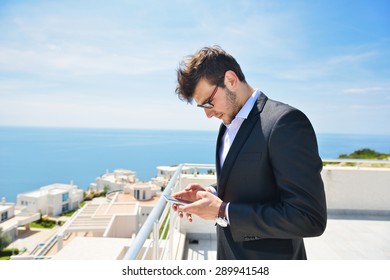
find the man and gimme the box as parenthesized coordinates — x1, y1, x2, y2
(173, 46, 327, 260)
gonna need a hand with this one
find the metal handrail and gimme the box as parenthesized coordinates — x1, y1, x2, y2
(123, 164, 183, 260)
(322, 158, 390, 168)
(123, 163, 215, 260)
(322, 158, 390, 164)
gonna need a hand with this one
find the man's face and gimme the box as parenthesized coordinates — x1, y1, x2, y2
(193, 78, 240, 125)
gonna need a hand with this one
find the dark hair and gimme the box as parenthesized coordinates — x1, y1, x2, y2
(175, 46, 246, 103)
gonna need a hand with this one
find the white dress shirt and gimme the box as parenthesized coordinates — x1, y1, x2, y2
(219, 89, 260, 167)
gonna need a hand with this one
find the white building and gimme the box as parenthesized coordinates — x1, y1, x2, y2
(0, 197, 40, 243)
(152, 166, 197, 189)
(0, 197, 14, 223)
(89, 169, 137, 192)
(50, 169, 216, 260)
(16, 183, 84, 216)
(51, 187, 162, 259)
(89, 168, 158, 202)
(127, 182, 158, 201)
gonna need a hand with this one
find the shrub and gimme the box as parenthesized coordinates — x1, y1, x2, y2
(339, 148, 389, 160)
(0, 228, 11, 251)
(31, 217, 57, 229)
(0, 248, 19, 257)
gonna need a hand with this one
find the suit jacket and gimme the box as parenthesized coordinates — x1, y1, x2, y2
(215, 92, 327, 260)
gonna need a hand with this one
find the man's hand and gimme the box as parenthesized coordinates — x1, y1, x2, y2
(171, 183, 216, 222)
(177, 190, 222, 221)
(172, 183, 209, 201)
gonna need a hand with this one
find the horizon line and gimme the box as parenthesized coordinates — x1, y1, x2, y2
(1, 124, 390, 136)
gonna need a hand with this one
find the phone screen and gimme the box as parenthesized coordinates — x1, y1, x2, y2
(163, 194, 192, 205)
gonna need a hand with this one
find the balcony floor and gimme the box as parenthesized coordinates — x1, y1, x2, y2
(183, 214, 390, 260)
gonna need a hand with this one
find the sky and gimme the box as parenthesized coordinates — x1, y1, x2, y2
(0, 0, 389, 134)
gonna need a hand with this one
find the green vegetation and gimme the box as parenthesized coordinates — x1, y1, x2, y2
(30, 215, 57, 229)
(159, 210, 170, 240)
(0, 248, 19, 260)
(0, 229, 17, 260)
(61, 208, 80, 217)
(0, 228, 11, 251)
(84, 189, 107, 201)
(339, 148, 389, 160)
(323, 148, 389, 168)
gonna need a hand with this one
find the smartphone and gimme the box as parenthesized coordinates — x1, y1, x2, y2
(163, 194, 192, 205)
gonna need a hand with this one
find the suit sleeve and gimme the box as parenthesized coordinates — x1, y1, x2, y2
(228, 109, 327, 240)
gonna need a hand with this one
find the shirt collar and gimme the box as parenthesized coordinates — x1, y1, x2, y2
(236, 89, 260, 119)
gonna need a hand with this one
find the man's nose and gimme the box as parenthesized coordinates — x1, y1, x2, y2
(204, 108, 215, 118)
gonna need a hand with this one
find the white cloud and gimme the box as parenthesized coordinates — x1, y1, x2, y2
(328, 51, 378, 64)
(0, 0, 389, 135)
(0, 45, 177, 77)
(341, 86, 390, 94)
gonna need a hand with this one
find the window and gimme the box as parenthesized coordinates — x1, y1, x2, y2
(1, 211, 8, 221)
(62, 193, 69, 202)
(62, 203, 69, 213)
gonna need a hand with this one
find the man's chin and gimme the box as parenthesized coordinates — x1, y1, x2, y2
(215, 114, 233, 125)
(222, 118, 233, 125)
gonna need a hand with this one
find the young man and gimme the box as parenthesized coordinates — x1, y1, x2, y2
(173, 46, 327, 260)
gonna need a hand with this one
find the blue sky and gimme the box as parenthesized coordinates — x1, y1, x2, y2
(0, 0, 389, 134)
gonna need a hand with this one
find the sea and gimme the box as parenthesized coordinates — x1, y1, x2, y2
(1, 126, 389, 203)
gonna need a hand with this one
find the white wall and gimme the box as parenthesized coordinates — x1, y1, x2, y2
(321, 166, 390, 213)
(177, 174, 216, 192)
(16, 186, 83, 216)
(104, 215, 138, 238)
(138, 205, 154, 226)
(17, 195, 44, 214)
(177, 167, 390, 217)
(49, 193, 63, 216)
(0, 204, 14, 222)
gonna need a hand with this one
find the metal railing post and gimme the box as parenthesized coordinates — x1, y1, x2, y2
(153, 220, 159, 259)
(169, 209, 174, 259)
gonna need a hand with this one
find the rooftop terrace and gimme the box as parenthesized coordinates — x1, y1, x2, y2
(5, 161, 390, 261)
(124, 163, 390, 260)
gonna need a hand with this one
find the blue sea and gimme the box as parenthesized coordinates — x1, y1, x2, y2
(1, 126, 389, 202)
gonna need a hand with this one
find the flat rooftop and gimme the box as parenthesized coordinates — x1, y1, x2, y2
(0, 204, 14, 211)
(110, 192, 160, 206)
(50, 237, 131, 260)
(95, 203, 138, 215)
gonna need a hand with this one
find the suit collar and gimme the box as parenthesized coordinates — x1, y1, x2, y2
(254, 91, 267, 115)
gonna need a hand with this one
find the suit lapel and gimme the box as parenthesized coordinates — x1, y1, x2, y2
(217, 92, 268, 199)
(215, 124, 226, 177)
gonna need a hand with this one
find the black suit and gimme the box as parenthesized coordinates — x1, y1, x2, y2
(215, 92, 327, 260)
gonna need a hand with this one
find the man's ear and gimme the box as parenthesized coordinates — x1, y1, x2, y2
(224, 70, 239, 90)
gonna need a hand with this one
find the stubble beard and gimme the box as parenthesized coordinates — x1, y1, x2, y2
(224, 88, 241, 124)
